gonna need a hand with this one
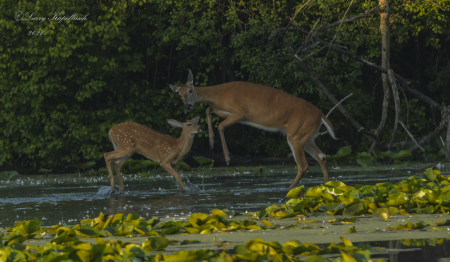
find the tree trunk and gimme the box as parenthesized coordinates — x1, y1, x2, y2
(445, 106, 450, 162)
(369, 0, 390, 153)
(387, 69, 400, 150)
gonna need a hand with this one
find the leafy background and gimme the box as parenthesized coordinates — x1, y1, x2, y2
(0, 0, 449, 169)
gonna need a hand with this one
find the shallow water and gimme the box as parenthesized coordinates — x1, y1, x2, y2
(0, 163, 444, 227)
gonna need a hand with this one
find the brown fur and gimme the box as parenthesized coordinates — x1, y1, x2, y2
(104, 116, 203, 193)
(170, 71, 336, 189)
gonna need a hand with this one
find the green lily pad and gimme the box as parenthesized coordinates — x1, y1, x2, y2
(177, 161, 191, 171)
(286, 185, 304, 199)
(14, 219, 41, 236)
(318, 203, 346, 214)
(331, 145, 352, 160)
(142, 237, 170, 251)
(141, 160, 160, 169)
(0, 171, 20, 181)
(193, 156, 215, 167)
(391, 150, 412, 163)
(189, 213, 209, 227)
(355, 152, 376, 167)
(180, 240, 201, 245)
(372, 149, 387, 160)
(342, 202, 367, 216)
(38, 168, 51, 173)
(138, 172, 152, 177)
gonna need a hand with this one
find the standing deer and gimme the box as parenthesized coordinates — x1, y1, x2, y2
(170, 70, 337, 189)
(104, 116, 204, 194)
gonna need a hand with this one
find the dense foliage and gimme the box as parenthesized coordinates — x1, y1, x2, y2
(1, 0, 449, 169)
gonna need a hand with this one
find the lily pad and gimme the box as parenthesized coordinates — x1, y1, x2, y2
(193, 156, 214, 167)
(0, 171, 20, 181)
(355, 152, 376, 167)
(286, 185, 304, 199)
(177, 161, 191, 171)
(391, 150, 412, 163)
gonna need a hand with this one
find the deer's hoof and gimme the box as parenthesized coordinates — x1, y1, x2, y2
(226, 160, 230, 166)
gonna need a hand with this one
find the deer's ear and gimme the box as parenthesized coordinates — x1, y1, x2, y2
(187, 69, 193, 84)
(193, 115, 200, 124)
(167, 119, 183, 128)
(169, 84, 180, 92)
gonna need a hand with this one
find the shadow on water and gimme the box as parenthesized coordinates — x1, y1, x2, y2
(0, 163, 446, 228)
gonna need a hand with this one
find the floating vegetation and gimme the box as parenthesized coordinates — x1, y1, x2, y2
(328, 146, 421, 166)
(258, 168, 449, 218)
(388, 221, 430, 231)
(193, 156, 214, 168)
(0, 171, 20, 181)
(0, 227, 387, 262)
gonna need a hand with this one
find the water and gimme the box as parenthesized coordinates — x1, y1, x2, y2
(0, 163, 444, 227)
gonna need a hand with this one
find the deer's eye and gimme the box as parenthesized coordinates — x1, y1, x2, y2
(188, 123, 192, 126)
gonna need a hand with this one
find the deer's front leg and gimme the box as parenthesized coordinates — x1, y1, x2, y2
(206, 107, 215, 150)
(161, 162, 187, 191)
(217, 113, 245, 166)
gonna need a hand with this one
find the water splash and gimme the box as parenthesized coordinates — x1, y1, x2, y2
(97, 186, 116, 195)
(182, 177, 201, 193)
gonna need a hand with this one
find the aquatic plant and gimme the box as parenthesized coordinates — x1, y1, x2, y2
(0, 231, 386, 262)
(260, 168, 449, 218)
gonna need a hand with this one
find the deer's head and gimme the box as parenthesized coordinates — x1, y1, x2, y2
(167, 115, 203, 136)
(169, 69, 196, 111)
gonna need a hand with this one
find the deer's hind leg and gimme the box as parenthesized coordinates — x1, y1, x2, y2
(104, 147, 134, 194)
(113, 155, 133, 194)
(305, 139, 329, 183)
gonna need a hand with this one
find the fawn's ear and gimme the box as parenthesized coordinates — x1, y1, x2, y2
(169, 84, 180, 92)
(167, 119, 183, 128)
(193, 115, 200, 124)
(187, 69, 193, 84)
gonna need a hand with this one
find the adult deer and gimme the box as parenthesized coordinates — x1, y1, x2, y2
(170, 70, 337, 189)
(104, 116, 204, 194)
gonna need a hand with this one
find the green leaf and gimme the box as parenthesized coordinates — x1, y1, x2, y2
(355, 152, 375, 167)
(0, 171, 20, 181)
(331, 145, 352, 160)
(286, 185, 304, 199)
(342, 202, 367, 216)
(189, 213, 209, 227)
(317, 203, 345, 213)
(193, 156, 214, 167)
(391, 150, 412, 161)
(142, 237, 170, 251)
(177, 161, 191, 171)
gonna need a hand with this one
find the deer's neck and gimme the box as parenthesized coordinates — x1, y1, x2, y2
(195, 86, 220, 106)
(176, 130, 195, 157)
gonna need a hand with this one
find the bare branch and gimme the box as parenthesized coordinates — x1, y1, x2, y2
(326, 93, 353, 118)
(281, 36, 377, 142)
(315, 7, 384, 33)
(410, 119, 447, 153)
(278, 27, 443, 111)
(399, 121, 424, 152)
(388, 69, 401, 150)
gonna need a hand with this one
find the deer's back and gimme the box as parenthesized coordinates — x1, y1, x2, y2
(207, 82, 323, 128)
(108, 122, 175, 149)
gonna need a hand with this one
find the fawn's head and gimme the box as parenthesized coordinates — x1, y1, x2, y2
(167, 116, 204, 136)
(169, 69, 197, 111)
